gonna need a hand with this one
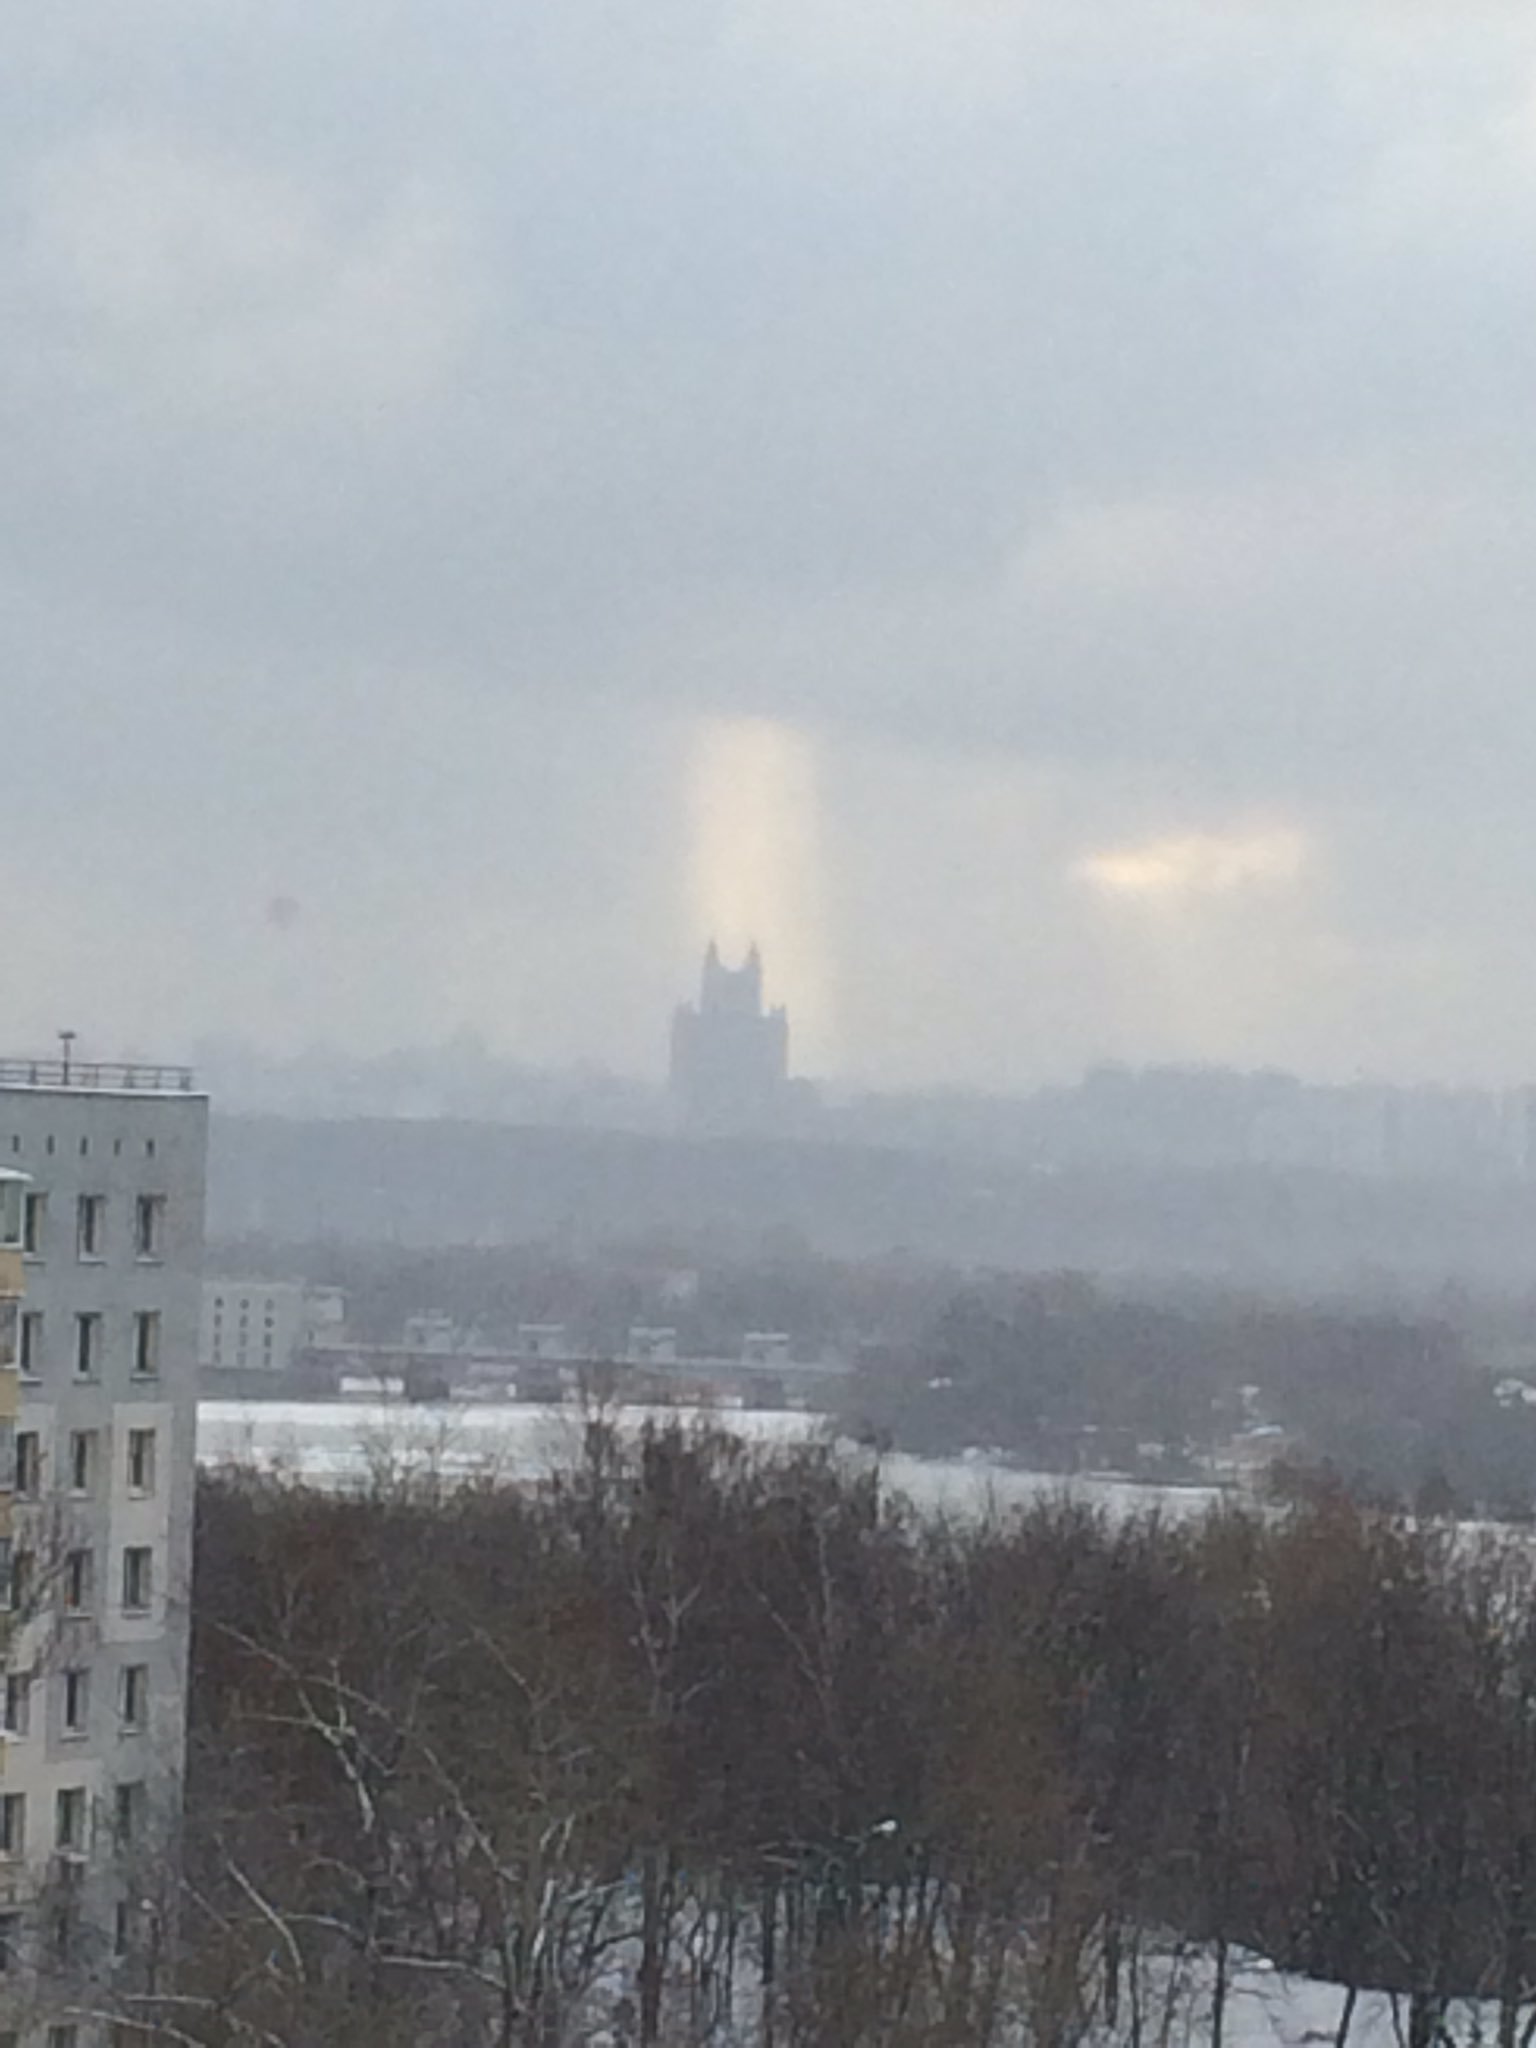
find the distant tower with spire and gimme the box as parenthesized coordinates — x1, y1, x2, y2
(669, 943, 791, 1132)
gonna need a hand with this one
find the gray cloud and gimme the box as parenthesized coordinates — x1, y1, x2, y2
(5, 0, 1536, 1084)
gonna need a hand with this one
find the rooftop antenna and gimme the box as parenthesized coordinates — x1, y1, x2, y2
(58, 1029, 76, 1084)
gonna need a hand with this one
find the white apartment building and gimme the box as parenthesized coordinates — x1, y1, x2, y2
(0, 1059, 207, 2044)
(199, 1278, 344, 1375)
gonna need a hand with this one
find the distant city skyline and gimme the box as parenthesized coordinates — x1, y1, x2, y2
(192, 1006, 1536, 1171)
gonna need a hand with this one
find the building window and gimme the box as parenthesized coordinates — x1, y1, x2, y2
(4, 1549, 33, 1618)
(76, 1194, 105, 1260)
(4, 1672, 32, 1738)
(53, 1880, 82, 1971)
(127, 1429, 156, 1496)
(55, 1786, 86, 1852)
(74, 1311, 102, 1378)
(114, 1900, 133, 1957)
(114, 1781, 142, 1847)
(0, 1303, 14, 1374)
(22, 1191, 46, 1257)
(0, 1422, 13, 1493)
(49, 2024, 78, 2048)
(133, 1310, 161, 1379)
(63, 1548, 93, 1614)
(62, 1669, 90, 1738)
(0, 1794, 25, 1860)
(14, 1431, 39, 1499)
(134, 1195, 165, 1261)
(68, 1429, 97, 1497)
(0, 1913, 18, 1970)
(19, 1311, 43, 1380)
(122, 1546, 153, 1614)
(119, 1664, 148, 1732)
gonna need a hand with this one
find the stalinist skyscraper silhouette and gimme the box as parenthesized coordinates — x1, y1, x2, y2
(669, 943, 790, 1132)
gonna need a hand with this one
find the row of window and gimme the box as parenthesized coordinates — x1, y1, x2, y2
(208, 1322, 279, 1364)
(7, 1131, 159, 1160)
(0, 1305, 162, 1380)
(20, 1190, 166, 1262)
(0, 1777, 145, 1858)
(0, 1541, 156, 1616)
(211, 1305, 278, 1329)
(6, 1424, 158, 1498)
(4, 1662, 148, 1739)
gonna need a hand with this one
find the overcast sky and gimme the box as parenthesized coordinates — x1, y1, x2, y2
(7, 0, 1536, 1091)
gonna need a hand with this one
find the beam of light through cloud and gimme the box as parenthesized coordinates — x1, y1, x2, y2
(685, 715, 836, 1071)
(1074, 826, 1311, 904)
(1071, 823, 1317, 1065)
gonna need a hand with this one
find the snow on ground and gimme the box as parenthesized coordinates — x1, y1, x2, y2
(196, 1398, 1223, 1520)
(1069, 1949, 1496, 2048)
(1194, 1956, 1489, 2048)
(198, 1398, 810, 1490)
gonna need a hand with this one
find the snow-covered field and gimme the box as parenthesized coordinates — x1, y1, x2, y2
(577, 1949, 1489, 2048)
(1165, 1954, 1492, 2048)
(196, 1398, 1223, 1521)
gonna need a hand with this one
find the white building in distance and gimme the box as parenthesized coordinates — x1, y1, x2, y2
(200, 1279, 346, 1376)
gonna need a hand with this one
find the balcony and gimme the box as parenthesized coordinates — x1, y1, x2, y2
(0, 1059, 196, 1094)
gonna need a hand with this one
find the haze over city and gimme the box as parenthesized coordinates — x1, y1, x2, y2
(21, 7, 1536, 2044)
(11, 1, 1536, 1090)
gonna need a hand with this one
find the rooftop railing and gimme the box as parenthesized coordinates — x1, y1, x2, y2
(0, 1059, 197, 1093)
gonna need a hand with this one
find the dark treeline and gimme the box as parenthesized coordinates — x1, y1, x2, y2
(110, 1426, 1536, 2045)
(843, 1275, 1536, 1513)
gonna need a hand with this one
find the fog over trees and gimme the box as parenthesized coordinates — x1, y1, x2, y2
(209, 1109, 1536, 1291)
(209, 1227, 1536, 1515)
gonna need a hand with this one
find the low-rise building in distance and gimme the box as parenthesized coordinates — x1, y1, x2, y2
(200, 1278, 346, 1377)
